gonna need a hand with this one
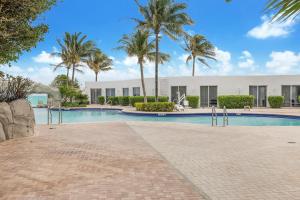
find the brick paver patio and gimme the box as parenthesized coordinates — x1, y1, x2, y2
(129, 122, 300, 200)
(0, 123, 204, 200)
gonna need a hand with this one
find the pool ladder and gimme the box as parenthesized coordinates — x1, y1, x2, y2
(47, 104, 63, 127)
(211, 106, 229, 127)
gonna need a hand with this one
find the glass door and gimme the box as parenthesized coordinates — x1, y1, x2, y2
(200, 86, 209, 107)
(258, 86, 267, 107)
(90, 89, 101, 104)
(171, 86, 187, 103)
(282, 86, 291, 107)
(209, 86, 218, 106)
(249, 86, 258, 107)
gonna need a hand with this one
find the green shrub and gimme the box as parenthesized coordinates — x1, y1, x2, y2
(98, 96, 105, 105)
(118, 96, 130, 106)
(298, 96, 300, 104)
(107, 96, 119, 105)
(135, 102, 175, 112)
(129, 96, 145, 106)
(186, 96, 199, 108)
(218, 95, 254, 109)
(268, 96, 284, 108)
(62, 102, 87, 108)
(130, 96, 169, 106)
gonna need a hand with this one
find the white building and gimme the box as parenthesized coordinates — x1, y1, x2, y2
(85, 75, 300, 107)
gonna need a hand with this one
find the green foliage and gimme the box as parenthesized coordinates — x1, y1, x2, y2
(129, 96, 169, 106)
(0, 0, 57, 64)
(298, 96, 300, 103)
(61, 102, 87, 108)
(51, 74, 79, 88)
(129, 96, 145, 106)
(118, 96, 130, 106)
(98, 96, 105, 105)
(186, 96, 200, 108)
(218, 95, 254, 109)
(268, 96, 284, 108)
(59, 86, 88, 106)
(76, 93, 89, 105)
(135, 102, 175, 112)
(107, 96, 119, 105)
(0, 75, 34, 102)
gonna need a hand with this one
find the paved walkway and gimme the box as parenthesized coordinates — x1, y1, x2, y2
(0, 123, 203, 200)
(129, 122, 300, 200)
(1, 122, 300, 199)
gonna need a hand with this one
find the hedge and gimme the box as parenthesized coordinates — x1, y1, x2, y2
(135, 102, 175, 112)
(107, 96, 119, 105)
(129, 96, 169, 106)
(118, 96, 130, 106)
(298, 96, 300, 104)
(62, 102, 87, 108)
(218, 95, 254, 109)
(268, 96, 284, 108)
(186, 96, 199, 108)
(98, 96, 105, 105)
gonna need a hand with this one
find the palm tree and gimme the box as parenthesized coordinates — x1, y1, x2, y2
(265, 0, 300, 21)
(56, 32, 95, 85)
(184, 34, 216, 76)
(134, 0, 193, 101)
(85, 49, 113, 82)
(117, 30, 169, 103)
(226, 0, 300, 22)
(52, 49, 73, 87)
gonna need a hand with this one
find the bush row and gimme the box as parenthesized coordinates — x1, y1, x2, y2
(186, 96, 199, 108)
(62, 102, 87, 108)
(218, 95, 254, 109)
(135, 102, 175, 112)
(97, 96, 169, 106)
(268, 96, 284, 108)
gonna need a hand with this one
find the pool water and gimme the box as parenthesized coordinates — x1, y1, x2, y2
(34, 108, 300, 126)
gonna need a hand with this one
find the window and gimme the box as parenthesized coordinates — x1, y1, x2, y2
(200, 86, 217, 107)
(123, 88, 129, 96)
(90, 89, 101, 104)
(132, 87, 140, 96)
(249, 86, 267, 107)
(282, 85, 300, 107)
(171, 86, 187, 104)
(105, 88, 115, 98)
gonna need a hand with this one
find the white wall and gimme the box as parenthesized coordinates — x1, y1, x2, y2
(85, 75, 300, 106)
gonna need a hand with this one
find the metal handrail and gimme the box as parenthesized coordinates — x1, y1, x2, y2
(223, 106, 229, 127)
(212, 106, 218, 126)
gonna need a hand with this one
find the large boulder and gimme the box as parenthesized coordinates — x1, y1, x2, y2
(9, 99, 35, 138)
(0, 123, 6, 142)
(0, 102, 13, 139)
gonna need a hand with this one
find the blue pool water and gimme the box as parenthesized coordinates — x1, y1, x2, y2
(34, 108, 300, 126)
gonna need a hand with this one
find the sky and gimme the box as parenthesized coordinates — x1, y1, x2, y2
(2, 0, 300, 87)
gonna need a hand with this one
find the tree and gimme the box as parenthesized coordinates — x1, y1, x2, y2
(184, 34, 216, 76)
(265, 0, 300, 21)
(52, 49, 73, 87)
(85, 49, 112, 82)
(0, 0, 57, 65)
(56, 32, 95, 85)
(51, 74, 79, 88)
(117, 30, 169, 103)
(226, 0, 300, 22)
(134, 0, 193, 101)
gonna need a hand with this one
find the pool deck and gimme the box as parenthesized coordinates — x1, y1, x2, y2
(1, 122, 300, 199)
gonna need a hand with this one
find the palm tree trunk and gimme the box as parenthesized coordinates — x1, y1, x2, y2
(192, 56, 196, 77)
(95, 72, 98, 82)
(66, 68, 69, 87)
(155, 33, 159, 102)
(139, 61, 147, 103)
(71, 64, 75, 85)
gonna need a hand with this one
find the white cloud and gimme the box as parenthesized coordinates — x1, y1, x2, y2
(247, 15, 296, 39)
(238, 50, 256, 69)
(266, 50, 300, 73)
(213, 47, 233, 74)
(32, 50, 61, 65)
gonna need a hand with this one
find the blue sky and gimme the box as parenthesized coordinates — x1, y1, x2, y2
(2, 0, 300, 85)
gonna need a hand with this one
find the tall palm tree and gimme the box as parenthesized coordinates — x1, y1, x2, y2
(184, 34, 216, 76)
(85, 49, 113, 82)
(52, 49, 73, 87)
(117, 30, 169, 103)
(56, 32, 95, 85)
(134, 0, 193, 101)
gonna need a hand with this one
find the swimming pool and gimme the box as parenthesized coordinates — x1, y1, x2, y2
(34, 108, 300, 126)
